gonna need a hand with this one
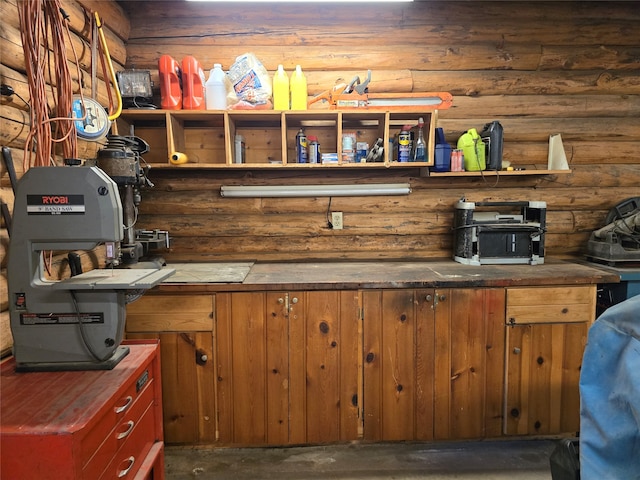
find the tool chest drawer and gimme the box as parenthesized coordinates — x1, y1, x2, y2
(506, 285, 596, 324)
(0, 341, 165, 480)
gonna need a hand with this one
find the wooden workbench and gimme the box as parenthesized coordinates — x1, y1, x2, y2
(155, 259, 618, 292)
(124, 259, 618, 446)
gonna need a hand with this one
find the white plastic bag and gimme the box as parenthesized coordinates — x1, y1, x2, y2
(227, 53, 272, 109)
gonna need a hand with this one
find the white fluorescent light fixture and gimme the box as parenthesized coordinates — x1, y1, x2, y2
(220, 184, 411, 198)
(188, 0, 412, 2)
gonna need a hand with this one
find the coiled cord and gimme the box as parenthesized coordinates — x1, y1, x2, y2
(18, 1, 79, 168)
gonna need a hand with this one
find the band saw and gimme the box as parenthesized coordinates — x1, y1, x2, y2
(7, 162, 174, 372)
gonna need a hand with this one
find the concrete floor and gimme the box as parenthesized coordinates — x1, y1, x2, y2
(165, 439, 558, 479)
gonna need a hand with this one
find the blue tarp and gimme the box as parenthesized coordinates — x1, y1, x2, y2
(580, 295, 640, 479)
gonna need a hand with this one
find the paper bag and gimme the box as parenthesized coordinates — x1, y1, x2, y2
(547, 133, 570, 170)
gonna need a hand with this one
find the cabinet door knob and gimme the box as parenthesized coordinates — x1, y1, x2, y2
(278, 298, 284, 304)
(196, 349, 208, 365)
(438, 294, 446, 302)
(291, 297, 299, 304)
(425, 294, 432, 302)
(513, 347, 521, 355)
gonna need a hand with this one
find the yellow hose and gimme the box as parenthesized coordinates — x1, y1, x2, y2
(94, 12, 122, 121)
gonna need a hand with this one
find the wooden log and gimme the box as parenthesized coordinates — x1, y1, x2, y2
(0, 270, 7, 311)
(0, 231, 8, 270)
(540, 45, 640, 71)
(122, 1, 638, 47)
(442, 94, 640, 119)
(438, 117, 640, 142)
(414, 70, 640, 96)
(0, 64, 30, 112)
(125, 43, 542, 73)
(75, 0, 131, 43)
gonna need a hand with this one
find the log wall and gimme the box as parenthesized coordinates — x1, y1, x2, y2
(119, 0, 640, 263)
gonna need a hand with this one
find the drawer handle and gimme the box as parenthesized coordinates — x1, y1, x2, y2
(116, 420, 135, 440)
(117, 456, 135, 478)
(114, 396, 133, 414)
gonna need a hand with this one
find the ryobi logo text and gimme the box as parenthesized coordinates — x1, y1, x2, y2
(41, 195, 70, 204)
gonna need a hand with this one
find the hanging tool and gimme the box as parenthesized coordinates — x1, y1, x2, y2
(72, 11, 123, 141)
(309, 70, 453, 110)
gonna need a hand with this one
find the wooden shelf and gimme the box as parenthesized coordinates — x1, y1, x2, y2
(118, 109, 440, 168)
(429, 169, 572, 177)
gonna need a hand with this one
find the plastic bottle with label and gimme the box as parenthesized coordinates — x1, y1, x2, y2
(205, 64, 227, 110)
(412, 117, 426, 162)
(290, 65, 307, 110)
(182, 56, 206, 110)
(159, 55, 182, 110)
(273, 64, 290, 110)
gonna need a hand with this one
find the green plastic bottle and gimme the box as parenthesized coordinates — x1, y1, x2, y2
(457, 128, 486, 171)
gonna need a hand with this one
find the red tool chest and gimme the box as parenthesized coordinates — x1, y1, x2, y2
(0, 340, 165, 480)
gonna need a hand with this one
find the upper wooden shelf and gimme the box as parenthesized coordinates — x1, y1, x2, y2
(118, 109, 570, 178)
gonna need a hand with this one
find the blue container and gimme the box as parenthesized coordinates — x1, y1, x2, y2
(433, 128, 451, 172)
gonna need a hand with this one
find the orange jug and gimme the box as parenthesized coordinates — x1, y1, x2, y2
(158, 55, 182, 110)
(181, 56, 206, 110)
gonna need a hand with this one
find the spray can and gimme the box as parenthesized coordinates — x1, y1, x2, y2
(181, 56, 206, 110)
(398, 125, 412, 162)
(205, 63, 227, 110)
(307, 136, 320, 164)
(296, 129, 308, 163)
(159, 55, 182, 110)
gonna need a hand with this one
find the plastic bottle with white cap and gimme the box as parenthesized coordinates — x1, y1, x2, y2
(205, 63, 227, 110)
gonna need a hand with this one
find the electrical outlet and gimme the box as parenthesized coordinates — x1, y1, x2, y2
(331, 212, 343, 230)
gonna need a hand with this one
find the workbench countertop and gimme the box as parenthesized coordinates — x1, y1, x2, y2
(156, 259, 620, 292)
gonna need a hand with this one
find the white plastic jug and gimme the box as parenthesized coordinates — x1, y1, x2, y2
(205, 63, 227, 110)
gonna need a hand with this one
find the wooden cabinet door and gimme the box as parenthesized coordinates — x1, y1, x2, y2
(434, 288, 505, 440)
(362, 288, 505, 442)
(362, 289, 434, 441)
(504, 286, 595, 435)
(126, 294, 216, 444)
(215, 290, 360, 446)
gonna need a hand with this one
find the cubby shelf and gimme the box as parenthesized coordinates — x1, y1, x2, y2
(117, 109, 571, 178)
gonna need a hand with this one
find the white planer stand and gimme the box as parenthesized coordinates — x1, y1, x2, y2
(7, 166, 174, 371)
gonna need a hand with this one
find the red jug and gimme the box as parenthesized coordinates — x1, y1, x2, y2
(181, 56, 206, 110)
(159, 55, 182, 110)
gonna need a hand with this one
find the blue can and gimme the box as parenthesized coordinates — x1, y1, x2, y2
(296, 129, 308, 163)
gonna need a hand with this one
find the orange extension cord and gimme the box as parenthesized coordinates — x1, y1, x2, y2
(18, 0, 81, 169)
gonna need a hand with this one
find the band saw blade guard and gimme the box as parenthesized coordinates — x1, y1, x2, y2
(7, 166, 174, 372)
